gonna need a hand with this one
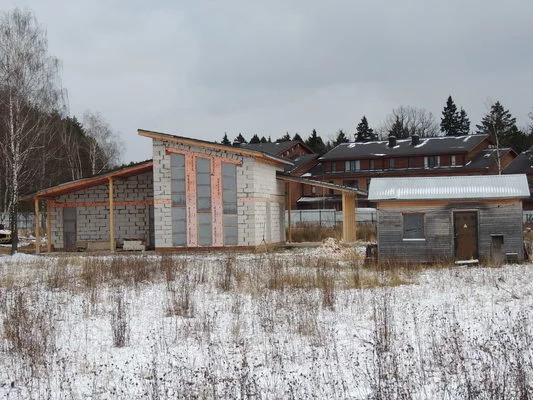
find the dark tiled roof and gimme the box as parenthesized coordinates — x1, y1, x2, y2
(504, 148, 533, 174)
(464, 148, 513, 170)
(320, 134, 489, 160)
(284, 153, 319, 174)
(242, 141, 301, 156)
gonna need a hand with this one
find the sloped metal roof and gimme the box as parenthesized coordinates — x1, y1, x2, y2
(320, 134, 489, 160)
(368, 174, 530, 201)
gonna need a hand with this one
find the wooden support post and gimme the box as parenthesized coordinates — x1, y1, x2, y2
(287, 182, 292, 242)
(342, 192, 356, 242)
(46, 200, 52, 253)
(34, 197, 40, 254)
(108, 177, 115, 252)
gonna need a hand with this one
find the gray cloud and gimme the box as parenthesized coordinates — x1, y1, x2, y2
(4, 0, 533, 162)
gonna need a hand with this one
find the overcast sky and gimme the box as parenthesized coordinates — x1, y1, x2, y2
(5, 0, 533, 162)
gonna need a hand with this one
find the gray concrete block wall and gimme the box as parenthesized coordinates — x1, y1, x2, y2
(50, 171, 153, 249)
(151, 138, 285, 247)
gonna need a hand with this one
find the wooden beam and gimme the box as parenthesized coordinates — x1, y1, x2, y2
(34, 198, 40, 254)
(287, 182, 292, 242)
(46, 200, 52, 253)
(342, 192, 356, 242)
(108, 177, 115, 252)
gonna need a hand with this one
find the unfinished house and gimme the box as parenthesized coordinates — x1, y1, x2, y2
(368, 174, 529, 264)
(23, 129, 364, 252)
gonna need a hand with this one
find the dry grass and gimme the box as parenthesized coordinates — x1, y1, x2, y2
(287, 222, 377, 242)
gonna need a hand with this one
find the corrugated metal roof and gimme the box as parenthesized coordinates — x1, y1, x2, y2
(368, 174, 530, 201)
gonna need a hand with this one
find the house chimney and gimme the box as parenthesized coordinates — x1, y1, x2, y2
(232, 138, 241, 147)
(411, 134, 420, 146)
(388, 135, 397, 148)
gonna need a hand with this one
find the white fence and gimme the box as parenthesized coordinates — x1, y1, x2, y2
(285, 208, 377, 227)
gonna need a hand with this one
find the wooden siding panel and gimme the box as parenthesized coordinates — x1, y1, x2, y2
(377, 201, 524, 262)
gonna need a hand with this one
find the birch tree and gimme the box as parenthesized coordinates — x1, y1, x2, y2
(0, 9, 63, 253)
(82, 111, 122, 176)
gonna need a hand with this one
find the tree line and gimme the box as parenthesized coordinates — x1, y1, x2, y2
(221, 96, 533, 156)
(0, 9, 122, 252)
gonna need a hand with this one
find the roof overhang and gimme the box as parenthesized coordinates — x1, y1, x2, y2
(138, 129, 293, 167)
(276, 172, 367, 196)
(20, 161, 153, 200)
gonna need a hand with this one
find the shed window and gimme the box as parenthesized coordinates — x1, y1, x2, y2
(389, 158, 395, 169)
(451, 155, 456, 166)
(331, 162, 337, 172)
(403, 213, 425, 239)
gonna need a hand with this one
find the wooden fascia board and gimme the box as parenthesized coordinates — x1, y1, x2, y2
(276, 174, 365, 195)
(166, 147, 242, 165)
(138, 129, 291, 167)
(20, 162, 153, 200)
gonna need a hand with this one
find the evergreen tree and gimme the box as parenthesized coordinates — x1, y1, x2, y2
(476, 101, 519, 147)
(260, 136, 268, 143)
(333, 129, 349, 146)
(292, 133, 303, 142)
(221, 132, 231, 145)
(458, 108, 470, 135)
(305, 129, 326, 154)
(440, 96, 460, 135)
(388, 116, 409, 139)
(355, 116, 375, 142)
(277, 132, 291, 142)
(234, 133, 247, 144)
(268, 136, 272, 143)
(249, 134, 260, 144)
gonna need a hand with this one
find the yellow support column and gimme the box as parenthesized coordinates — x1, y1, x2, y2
(287, 182, 292, 243)
(46, 200, 52, 253)
(34, 197, 40, 254)
(342, 192, 356, 242)
(108, 177, 115, 252)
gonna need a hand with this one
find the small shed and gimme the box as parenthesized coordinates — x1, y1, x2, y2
(368, 174, 530, 263)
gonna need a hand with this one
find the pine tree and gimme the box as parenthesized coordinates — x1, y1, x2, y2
(305, 129, 326, 154)
(267, 136, 272, 143)
(221, 133, 231, 145)
(250, 134, 260, 144)
(333, 129, 349, 146)
(235, 133, 247, 144)
(292, 133, 303, 142)
(440, 96, 460, 135)
(458, 108, 470, 135)
(389, 116, 408, 138)
(277, 132, 291, 142)
(260, 136, 268, 143)
(476, 101, 518, 145)
(355, 116, 375, 142)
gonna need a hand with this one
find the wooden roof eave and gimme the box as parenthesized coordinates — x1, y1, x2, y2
(138, 129, 293, 167)
(276, 172, 367, 196)
(20, 161, 153, 201)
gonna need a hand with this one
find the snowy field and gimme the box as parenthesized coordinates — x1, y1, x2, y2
(0, 246, 531, 399)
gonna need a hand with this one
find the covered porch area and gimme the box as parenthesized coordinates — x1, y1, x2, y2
(276, 173, 367, 243)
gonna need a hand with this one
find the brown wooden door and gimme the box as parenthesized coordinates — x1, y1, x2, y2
(454, 211, 478, 260)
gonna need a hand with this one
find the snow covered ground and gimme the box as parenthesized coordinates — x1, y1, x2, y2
(0, 247, 531, 399)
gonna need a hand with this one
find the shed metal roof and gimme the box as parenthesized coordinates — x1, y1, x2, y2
(368, 174, 529, 201)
